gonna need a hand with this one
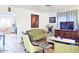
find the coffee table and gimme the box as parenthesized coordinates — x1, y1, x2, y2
(38, 42, 53, 53)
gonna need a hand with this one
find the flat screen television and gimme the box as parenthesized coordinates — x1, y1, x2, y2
(60, 22, 74, 30)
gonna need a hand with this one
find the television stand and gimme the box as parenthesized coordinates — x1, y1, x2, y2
(54, 29, 79, 42)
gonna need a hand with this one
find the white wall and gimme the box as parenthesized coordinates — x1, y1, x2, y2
(0, 6, 56, 43)
(13, 7, 51, 43)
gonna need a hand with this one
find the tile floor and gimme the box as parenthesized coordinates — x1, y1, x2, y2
(0, 34, 25, 53)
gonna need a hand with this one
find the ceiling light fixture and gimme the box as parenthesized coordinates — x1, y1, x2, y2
(45, 5, 52, 6)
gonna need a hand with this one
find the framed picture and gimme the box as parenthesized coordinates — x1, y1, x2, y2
(31, 14, 39, 28)
(49, 17, 56, 23)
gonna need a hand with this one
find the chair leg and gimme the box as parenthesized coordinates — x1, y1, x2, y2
(24, 48, 26, 51)
(34, 49, 45, 53)
(24, 48, 30, 53)
(43, 49, 44, 53)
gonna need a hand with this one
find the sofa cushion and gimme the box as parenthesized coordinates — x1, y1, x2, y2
(28, 29, 48, 40)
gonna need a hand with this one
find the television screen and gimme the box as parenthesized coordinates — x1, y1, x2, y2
(60, 22, 74, 30)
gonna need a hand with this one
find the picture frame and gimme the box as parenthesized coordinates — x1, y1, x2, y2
(49, 17, 56, 23)
(31, 14, 39, 28)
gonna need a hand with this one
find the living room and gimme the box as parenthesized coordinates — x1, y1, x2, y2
(0, 5, 79, 53)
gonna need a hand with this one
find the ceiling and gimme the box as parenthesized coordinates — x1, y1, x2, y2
(12, 5, 79, 13)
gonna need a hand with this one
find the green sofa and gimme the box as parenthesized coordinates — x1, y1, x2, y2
(22, 28, 48, 53)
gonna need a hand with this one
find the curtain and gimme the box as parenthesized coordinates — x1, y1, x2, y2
(57, 10, 78, 30)
(57, 12, 67, 28)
